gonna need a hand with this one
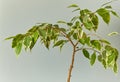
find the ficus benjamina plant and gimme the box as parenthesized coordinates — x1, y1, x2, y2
(5, 1, 120, 82)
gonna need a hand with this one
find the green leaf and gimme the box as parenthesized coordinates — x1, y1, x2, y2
(105, 45, 113, 51)
(29, 38, 36, 51)
(102, 50, 107, 59)
(53, 40, 65, 47)
(91, 14, 99, 31)
(101, 0, 114, 7)
(98, 55, 102, 62)
(96, 8, 110, 24)
(79, 38, 86, 45)
(111, 10, 119, 17)
(60, 28, 66, 32)
(12, 34, 24, 48)
(79, 32, 87, 45)
(5, 36, 14, 40)
(32, 31, 39, 42)
(84, 21, 94, 30)
(82, 49, 90, 59)
(67, 23, 73, 26)
(85, 37, 91, 46)
(114, 48, 119, 57)
(90, 52, 96, 66)
(15, 42, 22, 55)
(102, 59, 107, 69)
(57, 20, 66, 24)
(44, 40, 50, 49)
(75, 21, 80, 27)
(23, 36, 32, 49)
(72, 8, 80, 12)
(82, 15, 95, 30)
(108, 32, 119, 36)
(28, 26, 39, 33)
(104, 5, 112, 9)
(71, 16, 79, 23)
(80, 9, 91, 16)
(73, 33, 78, 40)
(110, 48, 118, 62)
(99, 39, 111, 45)
(68, 4, 79, 8)
(42, 36, 51, 49)
(81, 12, 97, 31)
(60, 43, 64, 51)
(91, 40, 101, 50)
(38, 29, 46, 38)
(107, 53, 115, 64)
(113, 63, 118, 73)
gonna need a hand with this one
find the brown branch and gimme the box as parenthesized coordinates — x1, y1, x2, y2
(67, 46, 76, 82)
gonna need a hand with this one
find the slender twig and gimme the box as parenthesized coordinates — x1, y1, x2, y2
(60, 30, 75, 46)
(75, 45, 84, 52)
(76, 47, 101, 54)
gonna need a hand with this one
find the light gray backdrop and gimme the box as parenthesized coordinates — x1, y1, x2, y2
(0, 0, 120, 82)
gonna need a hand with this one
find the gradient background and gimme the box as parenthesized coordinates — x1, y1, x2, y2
(0, 0, 120, 82)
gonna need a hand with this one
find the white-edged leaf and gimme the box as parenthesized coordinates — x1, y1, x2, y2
(96, 8, 110, 24)
(108, 32, 119, 36)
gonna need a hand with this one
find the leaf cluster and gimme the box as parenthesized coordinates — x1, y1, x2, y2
(6, 3, 119, 73)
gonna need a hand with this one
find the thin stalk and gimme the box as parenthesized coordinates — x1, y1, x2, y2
(76, 47, 101, 54)
(67, 46, 76, 82)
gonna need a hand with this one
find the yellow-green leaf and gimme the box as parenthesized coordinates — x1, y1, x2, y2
(24, 36, 32, 48)
(15, 43, 22, 55)
(102, 59, 107, 69)
(91, 40, 101, 50)
(68, 4, 79, 8)
(96, 8, 110, 24)
(12, 34, 24, 48)
(113, 63, 118, 73)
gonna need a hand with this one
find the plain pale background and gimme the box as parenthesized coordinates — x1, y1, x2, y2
(0, 0, 120, 82)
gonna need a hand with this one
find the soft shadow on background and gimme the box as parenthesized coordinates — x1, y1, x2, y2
(0, 0, 120, 82)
